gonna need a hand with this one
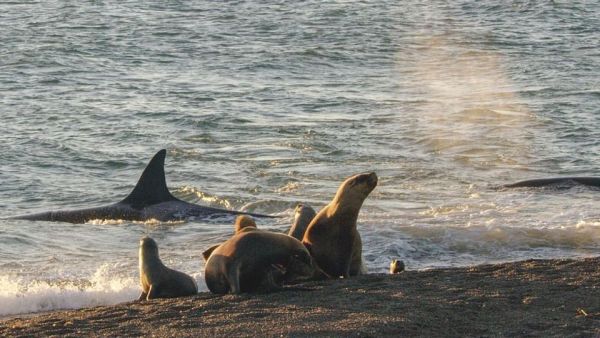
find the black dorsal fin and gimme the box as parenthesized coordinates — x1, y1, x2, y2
(120, 149, 178, 208)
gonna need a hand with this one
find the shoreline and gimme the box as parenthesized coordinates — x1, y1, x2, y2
(2, 257, 599, 337)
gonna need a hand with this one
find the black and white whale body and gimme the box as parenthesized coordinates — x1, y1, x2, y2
(11, 150, 277, 223)
(503, 177, 600, 188)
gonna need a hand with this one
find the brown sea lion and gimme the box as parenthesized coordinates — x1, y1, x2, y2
(288, 204, 316, 241)
(202, 215, 259, 261)
(390, 259, 405, 274)
(234, 214, 258, 233)
(138, 237, 197, 300)
(302, 172, 377, 278)
(204, 230, 314, 294)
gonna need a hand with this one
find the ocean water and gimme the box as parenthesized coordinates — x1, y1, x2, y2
(1, 1, 599, 316)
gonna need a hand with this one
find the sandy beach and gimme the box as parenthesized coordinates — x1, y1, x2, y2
(1, 256, 599, 337)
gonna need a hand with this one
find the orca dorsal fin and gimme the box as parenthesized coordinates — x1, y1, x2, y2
(120, 149, 178, 208)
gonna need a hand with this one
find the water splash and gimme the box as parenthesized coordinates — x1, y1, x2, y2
(0, 264, 208, 317)
(0, 264, 138, 317)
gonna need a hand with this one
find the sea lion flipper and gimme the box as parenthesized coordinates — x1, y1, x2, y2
(138, 291, 147, 301)
(202, 244, 220, 261)
(147, 284, 159, 300)
(226, 264, 241, 294)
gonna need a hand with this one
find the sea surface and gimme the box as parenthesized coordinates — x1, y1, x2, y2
(1, 1, 599, 316)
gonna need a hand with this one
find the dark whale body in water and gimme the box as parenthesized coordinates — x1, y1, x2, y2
(11, 150, 277, 223)
(503, 177, 600, 189)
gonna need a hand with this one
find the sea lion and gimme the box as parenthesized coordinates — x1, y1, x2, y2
(202, 215, 259, 261)
(234, 215, 258, 233)
(204, 230, 314, 294)
(390, 260, 405, 274)
(288, 204, 316, 241)
(138, 237, 197, 300)
(302, 172, 378, 278)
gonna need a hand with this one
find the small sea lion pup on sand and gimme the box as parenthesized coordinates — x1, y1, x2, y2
(390, 259, 405, 274)
(204, 230, 314, 294)
(202, 215, 258, 261)
(302, 172, 378, 278)
(288, 204, 316, 240)
(138, 237, 197, 300)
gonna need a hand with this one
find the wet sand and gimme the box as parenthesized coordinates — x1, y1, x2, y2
(1, 257, 599, 337)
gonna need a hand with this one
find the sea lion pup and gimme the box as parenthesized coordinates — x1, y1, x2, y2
(302, 172, 378, 279)
(138, 237, 198, 300)
(202, 215, 259, 261)
(390, 260, 405, 274)
(234, 214, 258, 233)
(288, 204, 317, 241)
(204, 230, 314, 294)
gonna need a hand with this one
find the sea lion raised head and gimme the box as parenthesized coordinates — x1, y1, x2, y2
(302, 172, 378, 279)
(288, 204, 316, 240)
(331, 172, 378, 211)
(138, 236, 197, 300)
(140, 236, 159, 257)
(234, 215, 257, 234)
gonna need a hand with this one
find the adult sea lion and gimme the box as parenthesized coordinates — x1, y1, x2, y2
(138, 237, 197, 300)
(288, 204, 316, 241)
(204, 230, 314, 294)
(302, 172, 378, 278)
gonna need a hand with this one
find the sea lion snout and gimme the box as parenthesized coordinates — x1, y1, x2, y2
(354, 172, 378, 186)
(366, 172, 378, 187)
(353, 172, 378, 194)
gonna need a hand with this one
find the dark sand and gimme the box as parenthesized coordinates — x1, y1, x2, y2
(2, 257, 599, 337)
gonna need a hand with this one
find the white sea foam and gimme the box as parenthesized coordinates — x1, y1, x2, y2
(0, 265, 138, 317)
(0, 263, 209, 317)
(85, 218, 186, 226)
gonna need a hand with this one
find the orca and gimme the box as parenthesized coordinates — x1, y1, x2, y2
(11, 149, 277, 223)
(503, 177, 600, 189)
